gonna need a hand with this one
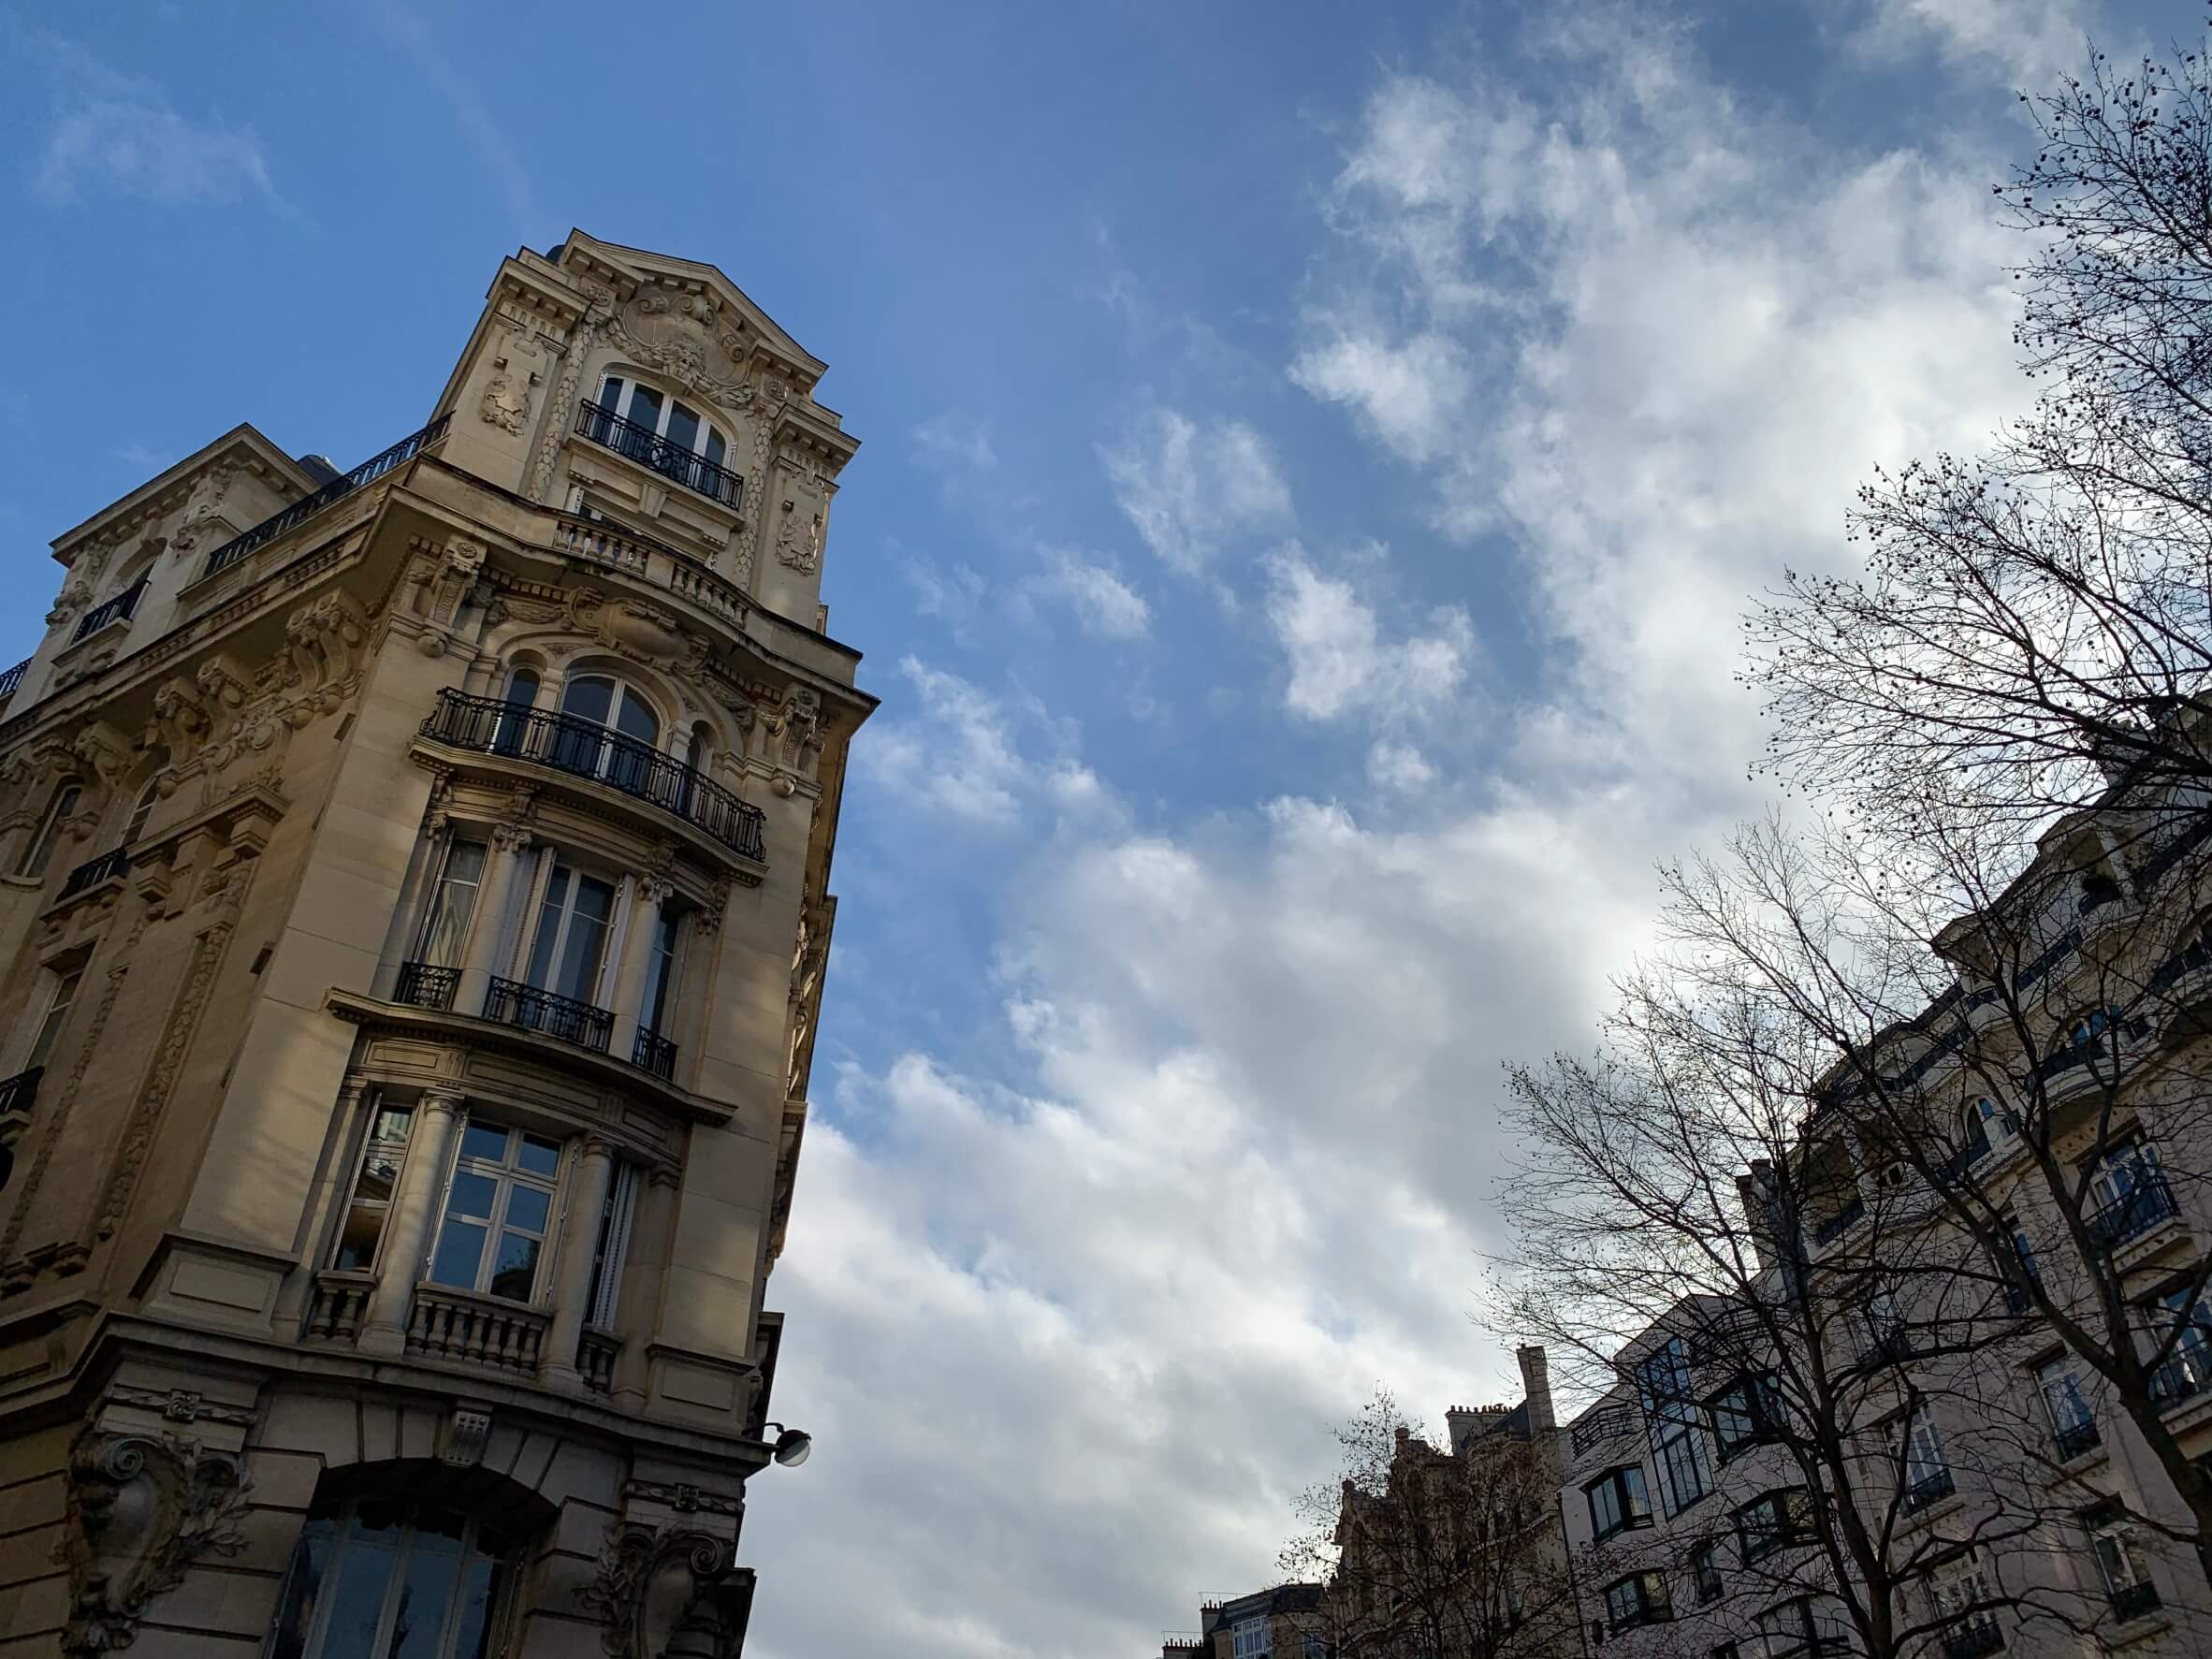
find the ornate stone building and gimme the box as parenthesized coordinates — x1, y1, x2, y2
(0, 232, 873, 1658)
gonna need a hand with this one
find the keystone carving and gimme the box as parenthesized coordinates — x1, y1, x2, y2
(60, 1432, 250, 1655)
(578, 1522, 750, 1659)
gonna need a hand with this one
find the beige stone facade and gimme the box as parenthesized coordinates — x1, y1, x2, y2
(0, 232, 873, 1657)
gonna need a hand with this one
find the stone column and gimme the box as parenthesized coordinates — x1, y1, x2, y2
(609, 1166, 679, 1411)
(454, 822, 531, 1018)
(357, 1090, 463, 1357)
(607, 875, 673, 1070)
(541, 1136, 616, 1389)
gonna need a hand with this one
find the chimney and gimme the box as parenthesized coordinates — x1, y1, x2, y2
(1516, 1345, 1555, 1435)
(1737, 1158, 1780, 1271)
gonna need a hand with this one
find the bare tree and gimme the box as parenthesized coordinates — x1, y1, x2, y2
(1499, 857, 2104, 1658)
(1281, 1390, 1579, 1659)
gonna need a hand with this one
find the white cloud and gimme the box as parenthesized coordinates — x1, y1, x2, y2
(1043, 553, 1151, 640)
(913, 412, 999, 473)
(1290, 331, 1474, 466)
(1099, 408, 1291, 574)
(1367, 740, 1438, 793)
(28, 37, 280, 209)
(1855, 0, 2090, 86)
(859, 659, 1037, 827)
(1264, 547, 1472, 724)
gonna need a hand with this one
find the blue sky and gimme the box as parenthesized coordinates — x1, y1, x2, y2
(1, 1, 2185, 1653)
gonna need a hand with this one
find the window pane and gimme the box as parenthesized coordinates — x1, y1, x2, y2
(428, 1220, 489, 1289)
(552, 877, 616, 1002)
(517, 1134, 561, 1178)
(613, 690, 659, 744)
(559, 677, 614, 725)
(503, 1186, 551, 1235)
(320, 1530, 399, 1655)
(450, 1554, 504, 1659)
(27, 971, 81, 1070)
(458, 1125, 508, 1168)
(524, 867, 572, 989)
(488, 1232, 541, 1301)
(419, 841, 486, 968)
(705, 428, 725, 470)
(268, 1517, 335, 1659)
(626, 385, 662, 430)
(599, 376, 624, 414)
(665, 401, 701, 455)
(334, 1202, 387, 1272)
(388, 1537, 463, 1659)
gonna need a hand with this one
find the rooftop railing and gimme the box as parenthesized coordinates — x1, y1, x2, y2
(203, 414, 451, 579)
(71, 577, 147, 644)
(0, 657, 27, 702)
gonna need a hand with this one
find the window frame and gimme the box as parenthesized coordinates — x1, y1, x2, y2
(1635, 1335, 1713, 1515)
(1689, 1539, 1724, 1605)
(24, 965, 83, 1073)
(329, 1095, 415, 1273)
(1230, 1616, 1273, 1659)
(593, 374, 730, 470)
(1707, 1372, 1782, 1461)
(1584, 1462, 1653, 1543)
(17, 780, 83, 879)
(423, 1119, 565, 1303)
(415, 836, 489, 970)
(1603, 1570, 1672, 1633)
(520, 857, 623, 1008)
(1735, 1486, 1815, 1564)
(266, 1495, 515, 1659)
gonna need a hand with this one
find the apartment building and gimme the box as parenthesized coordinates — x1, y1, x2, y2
(0, 232, 873, 1658)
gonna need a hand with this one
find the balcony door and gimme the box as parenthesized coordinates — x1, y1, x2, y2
(552, 674, 660, 795)
(522, 863, 618, 1008)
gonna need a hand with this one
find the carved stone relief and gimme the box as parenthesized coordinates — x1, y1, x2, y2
(578, 1521, 750, 1659)
(60, 1432, 251, 1655)
(479, 329, 547, 436)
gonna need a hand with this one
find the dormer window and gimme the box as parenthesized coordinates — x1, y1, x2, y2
(579, 375, 739, 507)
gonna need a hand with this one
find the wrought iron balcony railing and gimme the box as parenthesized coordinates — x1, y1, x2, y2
(633, 1027, 678, 1081)
(392, 960, 460, 1011)
(0, 1067, 42, 1119)
(2150, 1349, 2211, 1409)
(0, 656, 27, 702)
(2086, 1174, 2178, 1251)
(575, 401, 743, 507)
(421, 689, 767, 861)
(59, 845, 129, 899)
(204, 414, 451, 578)
(1939, 1618, 2004, 1659)
(2052, 1418, 2102, 1461)
(2107, 1580, 2161, 1623)
(1900, 1469, 1956, 1515)
(72, 577, 147, 644)
(484, 977, 613, 1055)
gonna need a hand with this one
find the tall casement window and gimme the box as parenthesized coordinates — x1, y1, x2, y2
(267, 1496, 512, 1659)
(584, 1163, 640, 1331)
(589, 374, 732, 502)
(491, 666, 540, 756)
(1999, 1214, 2042, 1313)
(2083, 1503, 2160, 1619)
(637, 906, 680, 1036)
(426, 1123, 562, 1302)
(332, 1100, 415, 1272)
(17, 781, 81, 878)
(1962, 1095, 2014, 1162)
(1636, 1336, 1712, 1515)
(1927, 1552, 1999, 1644)
(122, 777, 160, 844)
(523, 863, 619, 1007)
(2150, 1282, 2212, 1402)
(1899, 1405, 1952, 1512)
(1229, 1617, 1272, 1658)
(1689, 1540, 1724, 1604)
(24, 967, 83, 1072)
(416, 839, 488, 968)
(2038, 1356, 2098, 1457)
(553, 674, 661, 793)
(1755, 1595, 1850, 1657)
(1584, 1463, 1652, 1542)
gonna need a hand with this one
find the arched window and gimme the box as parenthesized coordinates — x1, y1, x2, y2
(1963, 1097, 2013, 1162)
(491, 665, 539, 758)
(585, 374, 735, 504)
(16, 782, 82, 879)
(267, 1495, 514, 1659)
(552, 675, 661, 795)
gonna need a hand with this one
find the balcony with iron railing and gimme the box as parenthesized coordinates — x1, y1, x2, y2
(0, 1067, 42, 1129)
(0, 656, 28, 704)
(1939, 1618, 2004, 1659)
(58, 845, 130, 901)
(1899, 1468, 1956, 1515)
(392, 961, 460, 1011)
(2150, 1348, 2211, 1410)
(71, 576, 147, 644)
(418, 689, 767, 862)
(2085, 1173, 2178, 1252)
(574, 401, 743, 508)
(203, 415, 450, 579)
(2052, 1418, 2102, 1461)
(483, 977, 613, 1055)
(633, 1027, 678, 1081)
(2107, 1580, 2161, 1623)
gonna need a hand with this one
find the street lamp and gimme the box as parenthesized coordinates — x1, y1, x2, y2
(763, 1421, 812, 1467)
